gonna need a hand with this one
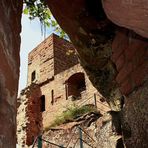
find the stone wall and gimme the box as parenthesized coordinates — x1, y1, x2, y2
(17, 84, 42, 146)
(41, 64, 110, 128)
(17, 93, 28, 147)
(17, 35, 110, 146)
(27, 34, 78, 85)
(0, 0, 22, 147)
(53, 34, 78, 75)
(27, 35, 54, 85)
(26, 34, 110, 128)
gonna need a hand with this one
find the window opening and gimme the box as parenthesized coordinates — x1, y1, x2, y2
(40, 95, 45, 112)
(51, 90, 54, 105)
(66, 73, 86, 100)
(31, 71, 36, 82)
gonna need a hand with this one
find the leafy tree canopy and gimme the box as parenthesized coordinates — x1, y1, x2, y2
(23, 0, 67, 38)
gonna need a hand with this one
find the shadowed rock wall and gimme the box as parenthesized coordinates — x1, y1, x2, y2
(112, 29, 148, 147)
(0, 0, 22, 147)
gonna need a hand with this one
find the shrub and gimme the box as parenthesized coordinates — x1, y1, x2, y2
(44, 104, 97, 131)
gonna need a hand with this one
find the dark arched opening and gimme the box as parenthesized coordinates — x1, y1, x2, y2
(66, 72, 86, 100)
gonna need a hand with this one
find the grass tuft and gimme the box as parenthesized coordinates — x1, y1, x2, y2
(44, 104, 97, 131)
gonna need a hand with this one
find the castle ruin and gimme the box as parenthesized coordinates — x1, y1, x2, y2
(17, 34, 110, 146)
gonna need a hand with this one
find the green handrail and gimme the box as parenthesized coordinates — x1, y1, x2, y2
(38, 135, 42, 148)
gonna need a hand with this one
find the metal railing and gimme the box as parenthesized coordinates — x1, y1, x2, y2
(32, 135, 66, 148)
(32, 93, 109, 148)
(33, 126, 96, 148)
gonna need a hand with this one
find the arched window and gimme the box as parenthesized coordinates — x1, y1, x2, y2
(40, 95, 45, 112)
(66, 73, 86, 100)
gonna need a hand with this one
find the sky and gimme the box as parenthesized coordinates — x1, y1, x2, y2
(18, 15, 54, 93)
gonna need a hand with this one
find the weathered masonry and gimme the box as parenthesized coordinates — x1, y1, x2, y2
(17, 34, 110, 146)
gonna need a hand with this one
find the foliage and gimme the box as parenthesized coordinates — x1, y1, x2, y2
(23, 0, 67, 38)
(44, 104, 98, 131)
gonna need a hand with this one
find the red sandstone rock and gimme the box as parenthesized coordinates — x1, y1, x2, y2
(112, 30, 148, 95)
(0, 0, 22, 147)
(102, 0, 148, 38)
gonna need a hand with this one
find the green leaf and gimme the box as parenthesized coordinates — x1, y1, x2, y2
(23, 0, 67, 38)
(51, 20, 57, 27)
(23, 8, 29, 14)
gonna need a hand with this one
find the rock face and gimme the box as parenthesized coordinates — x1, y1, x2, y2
(122, 81, 148, 147)
(34, 111, 123, 148)
(102, 0, 148, 38)
(96, 112, 124, 148)
(112, 30, 148, 147)
(0, 0, 22, 147)
(41, 112, 101, 148)
(112, 29, 148, 96)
